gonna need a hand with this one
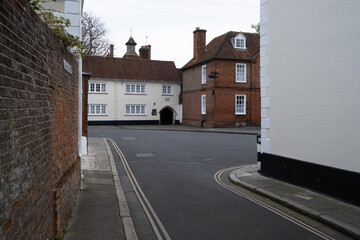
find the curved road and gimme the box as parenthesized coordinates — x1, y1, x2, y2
(90, 127, 344, 240)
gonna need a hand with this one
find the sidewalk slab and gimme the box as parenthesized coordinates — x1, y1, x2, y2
(63, 138, 125, 240)
(230, 165, 360, 240)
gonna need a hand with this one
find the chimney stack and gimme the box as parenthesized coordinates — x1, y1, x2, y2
(193, 27, 206, 60)
(139, 45, 151, 60)
(108, 44, 114, 57)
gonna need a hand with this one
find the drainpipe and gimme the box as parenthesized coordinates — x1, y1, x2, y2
(78, 0, 83, 185)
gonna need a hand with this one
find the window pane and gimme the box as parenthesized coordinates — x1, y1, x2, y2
(236, 64, 246, 82)
(202, 65, 206, 84)
(141, 106, 145, 114)
(167, 86, 171, 94)
(96, 105, 100, 114)
(141, 85, 145, 93)
(201, 95, 206, 114)
(126, 85, 130, 93)
(240, 39, 245, 48)
(101, 83, 106, 92)
(236, 39, 240, 48)
(90, 105, 95, 114)
(90, 83, 95, 92)
(101, 105, 106, 114)
(96, 83, 100, 92)
(126, 105, 130, 114)
(131, 85, 135, 93)
(136, 85, 140, 93)
(235, 95, 245, 114)
(163, 86, 166, 94)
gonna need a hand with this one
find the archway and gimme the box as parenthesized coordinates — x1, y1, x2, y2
(160, 107, 174, 125)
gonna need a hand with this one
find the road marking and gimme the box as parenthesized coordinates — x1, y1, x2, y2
(214, 167, 335, 240)
(107, 138, 171, 240)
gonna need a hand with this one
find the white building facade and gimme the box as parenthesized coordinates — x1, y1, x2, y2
(87, 79, 182, 124)
(259, 0, 360, 205)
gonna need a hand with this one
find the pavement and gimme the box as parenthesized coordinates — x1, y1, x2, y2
(231, 165, 360, 240)
(63, 126, 360, 240)
(64, 138, 137, 240)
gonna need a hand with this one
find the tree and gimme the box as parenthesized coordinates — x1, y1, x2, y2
(81, 12, 110, 56)
(251, 23, 260, 33)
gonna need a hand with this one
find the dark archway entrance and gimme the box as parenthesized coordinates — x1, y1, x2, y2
(160, 107, 173, 125)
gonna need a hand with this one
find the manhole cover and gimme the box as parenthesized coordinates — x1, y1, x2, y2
(122, 137, 136, 141)
(136, 153, 154, 158)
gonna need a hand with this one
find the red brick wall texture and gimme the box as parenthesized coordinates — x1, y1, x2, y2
(0, 0, 80, 239)
(183, 57, 260, 127)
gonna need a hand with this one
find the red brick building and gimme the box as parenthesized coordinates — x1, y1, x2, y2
(181, 28, 260, 127)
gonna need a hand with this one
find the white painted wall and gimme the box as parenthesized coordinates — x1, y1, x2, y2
(260, 0, 360, 172)
(41, 0, 82, 37)
(88, 79, 182, 122)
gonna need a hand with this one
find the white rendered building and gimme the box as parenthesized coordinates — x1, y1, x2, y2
(259, 0, 360, 205)
(83, 40, 182, 125)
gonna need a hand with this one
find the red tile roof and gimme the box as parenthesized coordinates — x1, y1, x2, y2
(182, 31, 260, 70)
(82, 56, 182, 82)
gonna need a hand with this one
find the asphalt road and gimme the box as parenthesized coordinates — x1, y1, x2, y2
(89, 127, 327, 240)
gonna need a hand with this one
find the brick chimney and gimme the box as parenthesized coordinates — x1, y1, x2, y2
(193, 27, 206, 60)
(139, 45, 151, 60)
(108, 44, 114, 57)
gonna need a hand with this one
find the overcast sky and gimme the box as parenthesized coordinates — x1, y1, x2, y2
(83, 0, 260, 68)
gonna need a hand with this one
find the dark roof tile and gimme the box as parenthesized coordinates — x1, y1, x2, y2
(83, 56, 182, 83)
(182, 31, 259, 69)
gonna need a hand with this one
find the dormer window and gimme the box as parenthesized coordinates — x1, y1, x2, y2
(231, 33, 246, 49)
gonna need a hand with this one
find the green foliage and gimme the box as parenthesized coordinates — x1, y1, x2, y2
(26, 0, 84, 56)
(251, 23, 260, 33)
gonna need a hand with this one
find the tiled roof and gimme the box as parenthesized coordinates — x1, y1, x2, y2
(82, 56, 182, 82)
(182, 31, 259, 70)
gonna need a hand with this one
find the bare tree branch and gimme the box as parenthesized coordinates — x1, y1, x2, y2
(81, 12, 110, 56)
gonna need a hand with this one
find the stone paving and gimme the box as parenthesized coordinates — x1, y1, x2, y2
(64, 138, 125, 240)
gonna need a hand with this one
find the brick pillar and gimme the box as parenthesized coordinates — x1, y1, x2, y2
(82, 73, 91, 139)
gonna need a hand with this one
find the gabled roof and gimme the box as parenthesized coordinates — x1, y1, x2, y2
(82, 56, 182, 82)
(182, 31, 259, 70)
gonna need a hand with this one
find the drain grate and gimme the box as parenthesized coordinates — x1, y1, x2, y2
(136, 153, 154, 158)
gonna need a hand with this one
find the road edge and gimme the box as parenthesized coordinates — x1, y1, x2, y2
(229, 169, 360, 240)
(104, 138, 139, 240)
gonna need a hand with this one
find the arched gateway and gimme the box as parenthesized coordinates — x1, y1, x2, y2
(160, 107, 175, 125)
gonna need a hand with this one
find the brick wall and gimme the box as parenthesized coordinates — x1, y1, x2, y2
(0, 0, 80, 239)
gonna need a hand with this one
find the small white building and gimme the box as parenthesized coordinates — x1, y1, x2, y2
(259, 0, 360, 205)
(83, 40, 182, 125)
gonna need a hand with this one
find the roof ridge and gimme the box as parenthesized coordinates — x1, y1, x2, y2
(213, 31, 232, 59)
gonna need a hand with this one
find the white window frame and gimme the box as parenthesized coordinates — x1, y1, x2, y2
(231, 34, 246, 49)
(88, 104, 107, 115)
(162, 85, 172, 95)
(201, 94, 206, 114)
(235, 94, 246, 115)
(201, 65, 207, 84)
(89, 82, 107, 93)
(125, 105, 146, 115)
(125, 84, 146, 94)
(236, 63, 246, 83)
